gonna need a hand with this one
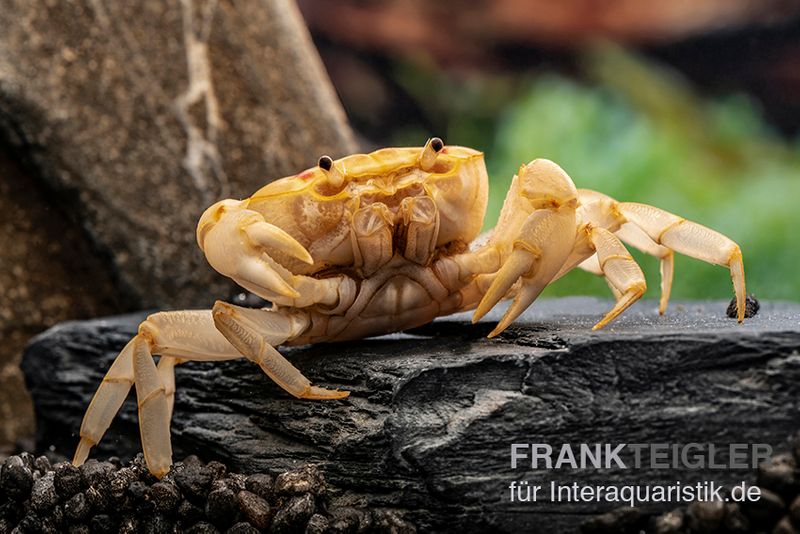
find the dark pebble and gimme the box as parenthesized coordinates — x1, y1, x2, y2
(127, 480, 148, 501)
(758, 453, 798, 497)
(651, 508, 684, 534)
(790, 495, 800, 525)
(206, 487, 238, 527)
(118, 515, 138, 534)
(68, 525, 90, 534)
(64, 492, 90, 522)
(580, 507, 643, 534)
(148, 480, 182, 513)
(775, 516, 799, 534)
(33, 456, 52, 474)
(0, 457, 33, 501)
(17, 512, 42, 533)
(274, 465, 324, 495)
(305, 513, 329, 534)
(186, 521, 220, 534)
(206, 461, 227, 480)
(686, 500, 725, 532)
(743, 487, 785, 528)
(272, 493, 316, 533)
(79, 460, 114, 488)
(727, 294, 760, 318)
(244, 473, 273, 501)
(54, 463, 83, 499)
(723, 503, 750, 533)
(30, 472, 57, 512)
(109, 467, 138, 501)
(85, 484, 111, 513)
(89, 514, 117, 534)
(0, 518, 13, 533)
(236, 490, 270, 530)
(175, 464, 214, 504)
(142, 513, 173, 534)
(178, 500, 205, 525)
(225, 522, 259, 534)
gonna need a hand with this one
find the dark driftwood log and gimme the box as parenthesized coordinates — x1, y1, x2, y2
(22, 298, 800, 532)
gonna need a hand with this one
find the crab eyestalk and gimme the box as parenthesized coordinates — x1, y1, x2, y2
(418, 137, 444, 171)
(318, 155, 345, 188)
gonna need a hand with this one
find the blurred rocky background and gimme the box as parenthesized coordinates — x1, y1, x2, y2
(1, 0, 800, 466)
(0, 0, 354, 452)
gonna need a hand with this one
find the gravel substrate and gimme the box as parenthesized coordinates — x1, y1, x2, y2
(581, 434, 800, 534)
(0, 454, 415, 533)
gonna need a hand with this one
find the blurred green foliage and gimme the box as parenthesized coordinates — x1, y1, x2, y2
(391, 47, 800, 302)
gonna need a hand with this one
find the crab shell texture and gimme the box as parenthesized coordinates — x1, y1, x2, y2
(241, 146, 486, 276)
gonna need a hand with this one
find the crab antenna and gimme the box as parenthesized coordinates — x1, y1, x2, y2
(419, 137, 444, 171)
(318, 155, 345, 187)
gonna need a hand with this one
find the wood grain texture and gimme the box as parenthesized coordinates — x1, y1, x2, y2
(22, 298, 800, 532)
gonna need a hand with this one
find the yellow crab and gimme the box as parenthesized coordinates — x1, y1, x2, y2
(73, 139, 746, 477)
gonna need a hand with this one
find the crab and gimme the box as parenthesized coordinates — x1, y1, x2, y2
(73, 138, 746, 477)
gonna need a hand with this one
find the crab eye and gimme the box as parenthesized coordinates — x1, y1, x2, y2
(317, 155, 345, 189)
(419, 137, 445, 171)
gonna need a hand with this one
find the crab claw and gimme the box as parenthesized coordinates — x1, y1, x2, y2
(197, 199, 308, 300)
(243, 222, 313, 265)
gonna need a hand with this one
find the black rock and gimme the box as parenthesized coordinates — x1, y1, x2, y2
(790, 495, 800, 526)
(175, 465, 215, 504)
(78, 460, 114, 489)
(274, 465, 324, 496)
(271, 493, 315, 533)
(142, 513, 173, 534)
(148, 481, 182, 513)
(758, 453, 799, 498)
(64, 492, 90, 523)
(723, 503, 750, 533)
(33, 456, 51, 475)
(686, 500, 725, 533)
(178, 500, 205, 526)
(0, 456, 33, 501)
(225, 522, 259, 534)
(236, 490, 271, 530)
(244, 474, 273, 501)
(53, 463, 83, 499)
(89, 514, 117, 534)
(30, 472, 57, 512)
(205, 487, 238, 528)
(727, 294, 760, 318)
(305, 513, 330, 534)
(186, 521, 221, 534)
(742, 487, 785, 529)
(775, 516, 800, 534)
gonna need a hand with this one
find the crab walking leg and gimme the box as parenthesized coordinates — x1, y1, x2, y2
(576, 254, 624, 300)
(574, 190, 675, 313)
(73, 338, 135, 468)
(618, 202, 746, 322)
(212, 302, 349, 400)
(589, 227, 647, 330)
(615, 223, 674, 314)
(74, 310, 242, 476)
